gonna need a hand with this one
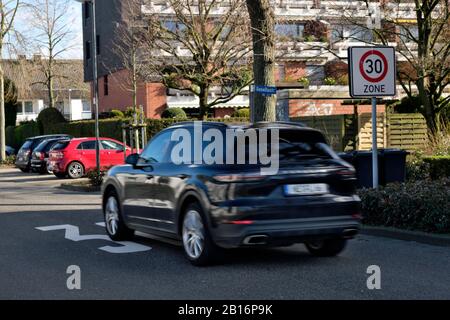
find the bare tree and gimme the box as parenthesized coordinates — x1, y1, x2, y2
(246, 0, 276, 122)
(0, 0, 20, 161)
(28, 0, 77, 109)
(333, 0, 450, 133)
(144, 0, 253, 119)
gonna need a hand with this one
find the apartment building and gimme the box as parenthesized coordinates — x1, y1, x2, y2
(81, 0, 419, 118)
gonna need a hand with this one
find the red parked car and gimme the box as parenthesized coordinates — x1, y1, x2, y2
(48, 138, 131, 179)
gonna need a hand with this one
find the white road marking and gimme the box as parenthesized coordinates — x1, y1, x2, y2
(36, 224, 151, 254)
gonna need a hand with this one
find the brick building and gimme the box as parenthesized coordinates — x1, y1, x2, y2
(81, 0, 419, 118)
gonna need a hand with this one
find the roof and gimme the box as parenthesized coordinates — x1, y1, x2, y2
(2, 58, 89, 100)
(26, 134, 72, 140)
(168, 121, 314, 131)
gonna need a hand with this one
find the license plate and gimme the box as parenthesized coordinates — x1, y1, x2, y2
(284, 183, 329, 196)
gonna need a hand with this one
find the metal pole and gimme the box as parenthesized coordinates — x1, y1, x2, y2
(91, 0, 100, 174)
(249, 85, 254, 123)
(371, 97, 378, 189)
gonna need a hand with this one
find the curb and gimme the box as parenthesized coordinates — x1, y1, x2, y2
(361, 225, 450, 247)
(60, 183, 101, 193)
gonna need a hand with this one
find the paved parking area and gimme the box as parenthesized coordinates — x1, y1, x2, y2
(1, 168, 449, 299)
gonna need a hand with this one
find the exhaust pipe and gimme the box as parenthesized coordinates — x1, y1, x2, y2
(243, 235, 268, 245)
(342, 228, 358, 238)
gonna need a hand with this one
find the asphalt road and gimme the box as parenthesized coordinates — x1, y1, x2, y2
(0, 168, 449, 300)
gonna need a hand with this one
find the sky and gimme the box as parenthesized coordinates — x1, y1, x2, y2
(12, 0, 83, 60)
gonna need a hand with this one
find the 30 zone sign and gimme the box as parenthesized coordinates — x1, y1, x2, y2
(348, 46, 396, 97)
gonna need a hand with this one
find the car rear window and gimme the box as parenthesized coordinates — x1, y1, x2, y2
(20, 140, 33, 150)
(230, 128, 332, 163)
(51, 141, 70, 151)
(33, 140, 48, 152)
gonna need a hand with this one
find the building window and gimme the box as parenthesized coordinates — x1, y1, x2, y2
(85, 41, 91, 60)
(17, 102, 23, 114)
(275, 23, 304, 40)
(96, 35, 100, 55)
(82, 100, 91, 112)
(399, 25, 419, 43)
(24, 101, 33, 114)
(104, 75, 109, 96)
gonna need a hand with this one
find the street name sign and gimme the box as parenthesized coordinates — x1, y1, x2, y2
(254, 85, 277, 96)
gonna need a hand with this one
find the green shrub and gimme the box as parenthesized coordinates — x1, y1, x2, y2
(231, 108, 250, 118)
(323, 77, 337, 85)
(13, 121, 40, 147)
(406, 154, 431, 182)
(297, 77, 310, 87)
(44, 117, 249, 147)
(0, 155, 16, 166)
(123, 107, 143, 119)
(110, 109, 125, 118)
(161, 107, 187, 119)
(5, 78, 18, 127)
(37, 107, 66, 134)
(5, 126, 16, 149)
(358, 179, 450, 233)
(423, 156, 450, 179)
(86, 166, 113, 186)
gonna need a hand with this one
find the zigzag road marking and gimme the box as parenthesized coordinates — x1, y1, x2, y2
(36, 224, 152, 254)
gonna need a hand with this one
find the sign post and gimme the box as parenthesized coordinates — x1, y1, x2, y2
(249, 85, 277, 123)
(348, 46, 397, 189)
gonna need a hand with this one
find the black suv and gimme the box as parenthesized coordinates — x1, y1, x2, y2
(102, 122, 361, 265)
(15, 134, 72, 172)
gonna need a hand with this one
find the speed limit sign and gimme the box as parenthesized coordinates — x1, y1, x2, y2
(348, 46, 396, 97)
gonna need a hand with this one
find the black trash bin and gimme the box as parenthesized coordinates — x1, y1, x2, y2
(379, 149, 409, 185)
(337, 151, 356, 167)
(353, 151, 378, 188)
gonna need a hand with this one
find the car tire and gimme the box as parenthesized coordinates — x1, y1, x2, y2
(54, 172, 66, 179)
(67, 161, 84, 179)
(104, 189, 134, 241)
(305, 238, 347, 257)
(19, 168, 29, 173)
(181, 202, 221, 266)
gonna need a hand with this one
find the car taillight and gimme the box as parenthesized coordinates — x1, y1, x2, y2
(34, 152, 44, 160)
(213, 174, 266, 183)
(336, 169, 355, 178)
(51, 151, 64, 159)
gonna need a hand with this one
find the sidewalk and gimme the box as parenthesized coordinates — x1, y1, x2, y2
(362, 225, 450, 247)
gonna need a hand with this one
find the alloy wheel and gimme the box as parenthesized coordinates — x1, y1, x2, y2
(105, 196, 120, 236)
(68, 163, 83, 178)
(182, 210, 205, 259)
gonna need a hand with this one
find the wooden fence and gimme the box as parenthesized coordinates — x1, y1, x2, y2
(291, 113, 428, 152)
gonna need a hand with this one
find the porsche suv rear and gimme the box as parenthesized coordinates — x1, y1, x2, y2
(102, 121, 361, 266)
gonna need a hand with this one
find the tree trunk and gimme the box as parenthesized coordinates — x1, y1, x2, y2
(199, 85, 209, 120)
(0, 65, 5, 161)
(246, 0, 276, 122)
(48, 76, 55, 109)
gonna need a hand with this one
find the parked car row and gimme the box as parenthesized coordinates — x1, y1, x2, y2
(15, 134, 131, 179)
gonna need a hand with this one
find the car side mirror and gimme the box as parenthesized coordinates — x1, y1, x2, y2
(125, 153, 139, 165)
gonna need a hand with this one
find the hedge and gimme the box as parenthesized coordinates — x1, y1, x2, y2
(422, 156, 450, 179)
(7, 117, 250, 150)
(7, 121, 40, 149)
(358, 179, 450, 233)
(43, 117, 250, 143)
